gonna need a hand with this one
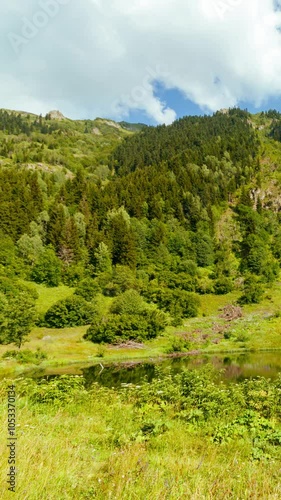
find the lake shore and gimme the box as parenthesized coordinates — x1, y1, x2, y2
(1, 286, 281, 378)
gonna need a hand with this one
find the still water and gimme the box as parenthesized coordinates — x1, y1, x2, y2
(30, 351, 281, 387)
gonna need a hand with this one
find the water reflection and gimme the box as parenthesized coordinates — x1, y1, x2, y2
(19, 351, 281, 387)
(80, 351, 281, 388)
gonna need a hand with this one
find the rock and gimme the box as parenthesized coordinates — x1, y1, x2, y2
(42, 336, 53, 343)
(92, 127, 101, 135)
(47, 110, 66, 120)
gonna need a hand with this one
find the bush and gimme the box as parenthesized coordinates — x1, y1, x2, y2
(85, 309, 167, 344)
(103, 265, 138, 297)
(214, 277, 233, 295)
(166, 336, 190, 354)
(2, 348, 47, 364)
(110, 290, 147, 315)
(157, 271, 197, 292)
(43, 296, 96, 328)
(74, 278, 101, 300)
(26, 375, 87, 405)
(0, 277, 38, 300)
(238, 275, 264, 305)
(0, 282, 37, 348)
(62, 263, 85, 286)
(143, 287, 200, 320)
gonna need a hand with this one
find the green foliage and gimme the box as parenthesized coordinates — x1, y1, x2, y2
(110, 290, 147, 315)
(43, 296, 96, 328)
(21, 375, 87, 405)
(17, 233, 44, 265)
(238, 275, 264, 304)
(165, 336, 190, 354)
(1, 107, 281, 331)
(31, 248, 62, 287)
(93, 242, 112, 274)
(143, 287, 200, 321)
(194, 230, 214, 267)
(112, 111, 258, 178)
(0, 232, 17, 272)
(74, 278, 101, 300)
(85, 308, 167, 344)
(61, 263, 85, 286)
(2, 348, 47, 364)
(103, 265, 137, 297)
(0, 278, 37, 347)
(213, 277, 233, 295)
(96, 344, 106, 358)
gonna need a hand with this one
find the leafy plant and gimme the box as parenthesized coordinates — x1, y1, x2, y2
(2, 348, 47, 364)
(43, 296, 96, 328)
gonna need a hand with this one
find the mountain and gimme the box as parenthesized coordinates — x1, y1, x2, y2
(0, 108, 133, 176)
(1, 106, 281, 346)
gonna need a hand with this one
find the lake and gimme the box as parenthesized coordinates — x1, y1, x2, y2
(27, 350, 281, 387)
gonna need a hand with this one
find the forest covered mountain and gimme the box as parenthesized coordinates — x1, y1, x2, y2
(1, 107, 281, 347)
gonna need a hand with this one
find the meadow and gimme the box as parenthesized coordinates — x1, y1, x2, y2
(1, 368, 281, 499)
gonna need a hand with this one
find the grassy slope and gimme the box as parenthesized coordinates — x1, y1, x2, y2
(0, 110, 132, 176)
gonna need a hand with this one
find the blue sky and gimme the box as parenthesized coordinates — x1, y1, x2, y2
(1, 1, 281, 125)
(126, 87, 208, 125)
(128, 89, 281, 126)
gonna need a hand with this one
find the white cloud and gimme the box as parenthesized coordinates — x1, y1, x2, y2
(1, 0, 281, 124)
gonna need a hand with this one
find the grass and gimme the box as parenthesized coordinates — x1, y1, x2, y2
(31, 283, 75, 315)
(1, 375, 281, 499)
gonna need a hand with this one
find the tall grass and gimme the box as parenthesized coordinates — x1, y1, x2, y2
(1, 372, 281, 499)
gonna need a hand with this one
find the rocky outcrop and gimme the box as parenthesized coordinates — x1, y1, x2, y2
(47, 110, 66, 120)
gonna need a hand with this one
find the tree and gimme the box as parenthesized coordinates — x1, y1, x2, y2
(94, 242, 112, 274)
(17, 233, 44, 265)
(194, 230, 214, 267)
(0, 232, 16, 271)
(31, 248, 62, 287)
(106, 212, 136, 268)
(0, 289, 37, 348)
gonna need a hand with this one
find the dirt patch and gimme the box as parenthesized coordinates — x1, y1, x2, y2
(219, 304, 243, 322)
(112, 341, 146, 350)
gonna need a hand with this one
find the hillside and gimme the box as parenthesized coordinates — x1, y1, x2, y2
(1, 107, 281, 350)
(0, 108, 132, 176)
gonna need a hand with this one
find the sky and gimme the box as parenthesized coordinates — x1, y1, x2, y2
(2, 0, 281, 125)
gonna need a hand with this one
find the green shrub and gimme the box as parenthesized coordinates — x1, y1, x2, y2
(62, 263, 85, 286)
(96, 345, 106, 358)
(157, 270, 196, 292)
(85, 309, 167, 344)
(2, 348, 47, 364)
(110, 290, 147, 315)
(43, 296, 96, 328)
(103, 265, 138, 297)
(214, 277, 233, 295)
(143, 287, 200, 319)
(27, 375, 87, 405)
(74, 278, 101, 300)
(0, 280, 37, 347)
(238, 275, 264, 304)
(166, 336, 190, 354)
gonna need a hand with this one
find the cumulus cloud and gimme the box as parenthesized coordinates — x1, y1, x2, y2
(1, 0, 281, 123)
